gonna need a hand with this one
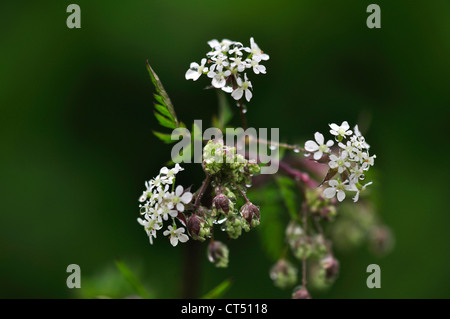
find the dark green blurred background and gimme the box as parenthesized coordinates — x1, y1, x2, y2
(1, 0, 449, 298)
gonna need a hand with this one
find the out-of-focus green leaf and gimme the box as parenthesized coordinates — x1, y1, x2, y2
(251, 186, 285, 261)
(115, 259, 153, 299)
(201, 278, 233, 299)
(275, 176, 298, 221)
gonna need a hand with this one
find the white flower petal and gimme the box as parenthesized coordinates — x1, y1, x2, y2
(328, 161, 338, 169)
(180, 192, 193, 204)
(178, 234, 189, 243)
(245, 88, 252, 102)
(329, 123, 339, 131)
(304, 141, 319, 152)
(175, 185, 183, 197)
(341, 121, 350, 131)
(313, 150, 323, 160)
(170, 236, 178, 247)
(323, 187, 336, 199)
(314, 132, 324, 145)
(176, 203, 185, 212)
(231, 88, 243, 100)
(337, 190, 346, 202)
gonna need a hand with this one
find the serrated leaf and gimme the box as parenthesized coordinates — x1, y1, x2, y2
(152, 131, 176, 144)
(154, 112, 177, 129)
(114, 259, 153, 299)
(201, 278, 233, 299)
(275, 176, 298, 221)
(146, 61, 179, 127)
(154, 103, 174, 121)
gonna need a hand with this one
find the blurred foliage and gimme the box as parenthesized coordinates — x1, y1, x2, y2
(0, 0, 449, 298)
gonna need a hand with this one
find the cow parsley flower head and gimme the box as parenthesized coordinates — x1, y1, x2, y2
(304, 122, 376, 203)
(137, 164, 193, 246)
(185, 37, 269, 102)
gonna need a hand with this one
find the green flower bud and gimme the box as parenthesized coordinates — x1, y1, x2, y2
(270, 260, 298, 289)
(207, 240, 229, 268)
(292, 286, 311, 299)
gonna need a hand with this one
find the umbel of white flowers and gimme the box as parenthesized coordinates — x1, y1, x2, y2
(137, 164, 193, 246)
(304, 121, 376, 203)
(185, 38, 269, 102)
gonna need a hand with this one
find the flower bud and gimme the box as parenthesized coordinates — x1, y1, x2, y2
(240, 202, 260, 225)
(369, 225, 394, 256)
(212, 194, 231, 214)
(321, 255, 340, 282)
(207, 240, 229, 268)
(187, 214, 210, 241)
(187, 214, 202, 238)
(320, 205, 337, 220)
(292, 286, 311, 299)
(270, 260, 297, 289)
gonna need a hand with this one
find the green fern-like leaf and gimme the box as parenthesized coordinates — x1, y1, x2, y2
(146, 60, 179, 131)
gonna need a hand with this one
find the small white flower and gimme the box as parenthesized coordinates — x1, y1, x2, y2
(166, 185, 193, 212)
(329, 121, 353, 139)
(138, 214, 162, 245)
(246, 58, 266, 74)
(351, 181, 373, 202)
(228, 42, 244, 56)
(231, 73, 253, 102)
(210, 54, 229, 72)
(338, 141, 356, 159)
(328, 151, 351, 174)
(304, 132, 334, 160)
(353, 125, 370, 149)
(207, 69, 231, 88)
(207, 39, 233, 57)
(323, 179, 351, 202)
(160, 163, 184, 181)
(156, 202, 179, 221)
(163, 225, 189, 247)
(244, 37, 270, 62)
(361, 154, 376, 171)
(152, 174, 168, 188)
(152, 184, 170, 204)
(185, 58, 208, 81)
(229, 56, 246, 72)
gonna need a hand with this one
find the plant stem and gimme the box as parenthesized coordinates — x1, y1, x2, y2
(231, 181, 251, 203)
(237, 99, 248, 131)
(301, 201, 308, 288)
(194, 174, 211, 211)
(248, 136, 306, 152)
(181, 239, 202, 298)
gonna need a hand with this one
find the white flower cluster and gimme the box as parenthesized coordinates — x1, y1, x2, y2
(304, 121, 376, 202)
(137, 164, 193, 246)
(185, 38, 269, 102)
